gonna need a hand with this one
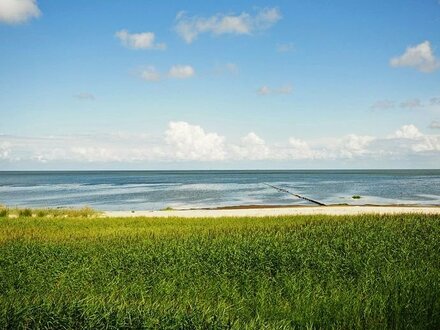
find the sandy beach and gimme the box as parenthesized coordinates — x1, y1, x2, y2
(104, 205, 440, 218)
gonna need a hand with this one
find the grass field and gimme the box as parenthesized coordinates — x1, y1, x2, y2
(0, 213, 439, 329)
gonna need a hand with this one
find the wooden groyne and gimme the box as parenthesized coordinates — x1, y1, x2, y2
(264, 183, 326, 206)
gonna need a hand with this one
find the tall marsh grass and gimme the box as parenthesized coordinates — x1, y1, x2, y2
(0, 213, 439, 328)
(0, 206, 99, 219)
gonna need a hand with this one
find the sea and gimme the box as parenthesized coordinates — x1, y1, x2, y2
(0, 170, 439, 211)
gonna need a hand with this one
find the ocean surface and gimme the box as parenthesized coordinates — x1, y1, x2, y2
(1, 170, 439, 210)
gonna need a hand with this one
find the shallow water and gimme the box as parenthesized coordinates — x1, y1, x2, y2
(0, 170, 439, 210)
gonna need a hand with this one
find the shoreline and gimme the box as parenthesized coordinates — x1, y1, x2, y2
(104, 205, 440, 218)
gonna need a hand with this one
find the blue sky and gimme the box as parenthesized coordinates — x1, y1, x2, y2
(0, 0, 439, 169)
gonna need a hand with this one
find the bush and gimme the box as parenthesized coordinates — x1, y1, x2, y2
(0, 209, 8, 218)
(36, 210, 47, 217)
(19, 209, 33, 217)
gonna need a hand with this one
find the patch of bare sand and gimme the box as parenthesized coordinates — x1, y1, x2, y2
(104, 205, 440, 218)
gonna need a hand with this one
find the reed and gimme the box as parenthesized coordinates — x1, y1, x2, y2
(0, 213, 439, 329)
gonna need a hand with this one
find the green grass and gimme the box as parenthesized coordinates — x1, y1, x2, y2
(0, 206, 99, 219)
(0, 213, 439, 329)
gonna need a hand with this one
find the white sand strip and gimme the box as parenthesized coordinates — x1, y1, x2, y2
(104, 206, 440, 218)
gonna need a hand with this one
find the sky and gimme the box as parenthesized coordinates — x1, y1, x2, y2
(0, 0, 439, 170)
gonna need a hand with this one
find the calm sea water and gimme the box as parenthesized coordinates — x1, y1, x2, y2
(0, 170, 439, 210)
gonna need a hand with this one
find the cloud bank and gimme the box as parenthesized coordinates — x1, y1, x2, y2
(1, 122, 439, 168)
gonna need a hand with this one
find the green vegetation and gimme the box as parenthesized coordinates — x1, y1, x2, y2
(0, 206, 99, 218)
(161, 206, 175, 211)
(352, 195, 361, 199)
(0, 209, 8, 218)
(18, 208, 33, 217)
(0, 213, 439, 329)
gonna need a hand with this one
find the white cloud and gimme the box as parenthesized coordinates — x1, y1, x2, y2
(257, 84, 293, 95)
(175, 7, 281, 43)
(74, 92, 95, 101)
(0, 142, 11, 160)
(336, 134, 375, 158)
(141, 66, 161, 81)
(388, 125, 440, 153)
(390, 41, 440, 73)
(231, 132, 270, 160)
(168, 65, 195, 79)
(372, 96, 440, 111)
(139, 65, 195, 82)
(115, 29, 166, 50)
(400, 98, 423, 109)
(165, 121, 226, 160)
(391, 124, 423, 139)
(1, 123, 439, 166)
(287, 138, 316, 159)
(0, 0, 40, 24)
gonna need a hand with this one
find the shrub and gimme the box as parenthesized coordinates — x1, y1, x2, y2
(0, 208, 8, 218)
(19, 209, 33, 217)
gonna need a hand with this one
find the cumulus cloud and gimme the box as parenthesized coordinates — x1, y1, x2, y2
(0, 0, 40, 24)
(390, 41, 440, 73)
(175, 7, 281, 43)
(287, 138, 316, 159)
(231, 132, 270, 160)
(168, 65, 195, 79)
(115, 29, 166, 50)
(335, 134, 375, 158)
(165, 121, 226, 160)
(74, 92, 95, 101)
(257, 84, 293, 95)
(1, 123, 439, 166)
(388, 125, 440, 153)
(391, 124, 423, 139)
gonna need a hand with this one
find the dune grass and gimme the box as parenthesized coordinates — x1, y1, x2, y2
(0, 213, 439, 329)
(0, 205, 99, 219)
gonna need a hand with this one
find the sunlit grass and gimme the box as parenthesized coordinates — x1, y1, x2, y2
(0, 212, 439, 328)
(0, 205, 99, 220)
